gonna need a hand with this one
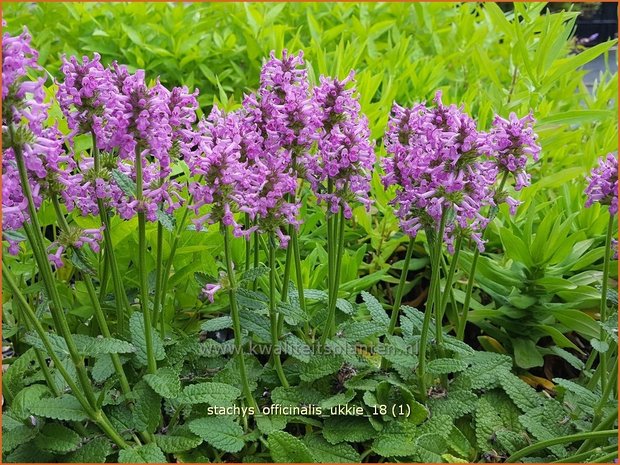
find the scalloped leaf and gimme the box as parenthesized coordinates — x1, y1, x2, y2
(178, 381, 240, 406)
(143, 367, 181, 399)
(118, 443, 167, 463)
(268, 430, 314, 463)
(30, 394, 89, 421)
(189, 416, 245, 453)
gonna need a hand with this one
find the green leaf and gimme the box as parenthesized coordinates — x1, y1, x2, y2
(268, 430, 314, 463)
(280, 333, 312, 362)
(189, 416, 245, 453)
(30, 394, 89, 421)
(427, 358, 468, 375)
(12, 384, 51, 421)
(319, 389, 356, 410)
(362, 290, 390, 328)
(512, 338, 544, 369)
(270, 385, 324, 407)
(304, 434, 361, 463)
(70, 248, 96, 275)
(299, 354, 343, 381)
(372, 420, 418, 457)
(118, 443, 167, 463)
(111, 169, 137, 197)
(322, 415, 376, 444)
(130, 313, 166, 366)
(143, 367, 181, 399)
(499, 372, 543, 412)
(34, 424, 81, 453)
(66, 437, 113, 463)
(178, 381, 241, 406)
(2, 416, 40, 453)
(72, 334, 136, 356)
(201, 315, 232, 332)
(537, 110, 614, 127)
(415, 433, 446, 463)
(255, 414, 288, 434)
(155, 426, 203, 453)
(428, 389, 478, 419)
(340, 320, 384, 342)
(133, 380, 162, 433)
(239, 264, 270, 283)
(156, 207, 176, 232)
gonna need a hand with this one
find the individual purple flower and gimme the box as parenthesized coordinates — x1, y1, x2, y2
(482, 112, 541, 191)
(382, 91, 497, 252)
(308, 71, 375, 219)
(47, 226, 105, 269)
(202, 283, 222, 304)
(585, 153, 618, 216)
(2, 27, 71, 253)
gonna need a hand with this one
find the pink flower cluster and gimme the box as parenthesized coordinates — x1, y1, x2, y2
(2, 26, 73, 254)
(309, 71, 375, 218)
(188, 50, 374, 247)
(481, 112, 541, 191)
(382, 92, 500, 251)
(58, 56, 199, 221)
(585, 153, 618, 216)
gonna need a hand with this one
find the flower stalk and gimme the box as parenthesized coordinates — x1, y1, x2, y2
(135, 145, 157, 374)
(223, 225, 259, 410)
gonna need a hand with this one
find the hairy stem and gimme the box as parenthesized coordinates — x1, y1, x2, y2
(269, 233, 289, 387)
(91, 131, 131, 335)
(135, 146, 157, 374)
(598, 213, 615, 393)
(223, 225, 258, 410)
(51, 195, 132, 397)
(418, 210, 447, 400)
(2, 265, 128, 449)
(11, 125, 98, 408)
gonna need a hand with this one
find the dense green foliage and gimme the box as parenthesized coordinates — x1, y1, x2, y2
(2, 2, 618, 463)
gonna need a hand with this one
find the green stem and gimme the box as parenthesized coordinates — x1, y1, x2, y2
(418, 210, 447, 400)
(152, 221, 164, 338)
(269, 233, 289, 388)
(552, 445, 618, 463)
(91, 131, 130, 336)
(598, 214, 615, 393)
(244, 213, 251, 272)
(457, 247, 479, 341)
(457, 172, 509, 341)
(321, 207, 345, 345)
(11, 126, 98, 409)
(135, 146, 157, 374)
(2, 265, 129, 449)
(439, 236, 462, 320)
(387, 237, 415, 336)
(505, 430, 618, 463)
(252, 231, 260, 291)
(223, 226, 258, 410)
(591, 451, 618, 463)
(51, 195, 133, 398)
(290, 228, 310, 339)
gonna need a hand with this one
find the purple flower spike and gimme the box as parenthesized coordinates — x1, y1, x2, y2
(482, 112, 541, 191)
(2, 27, 69, 253)
(308, 71, 375, 219)
(187, 106, 252, 235)
(585, 153, 618, 216)
(382, 91, 497, 252)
